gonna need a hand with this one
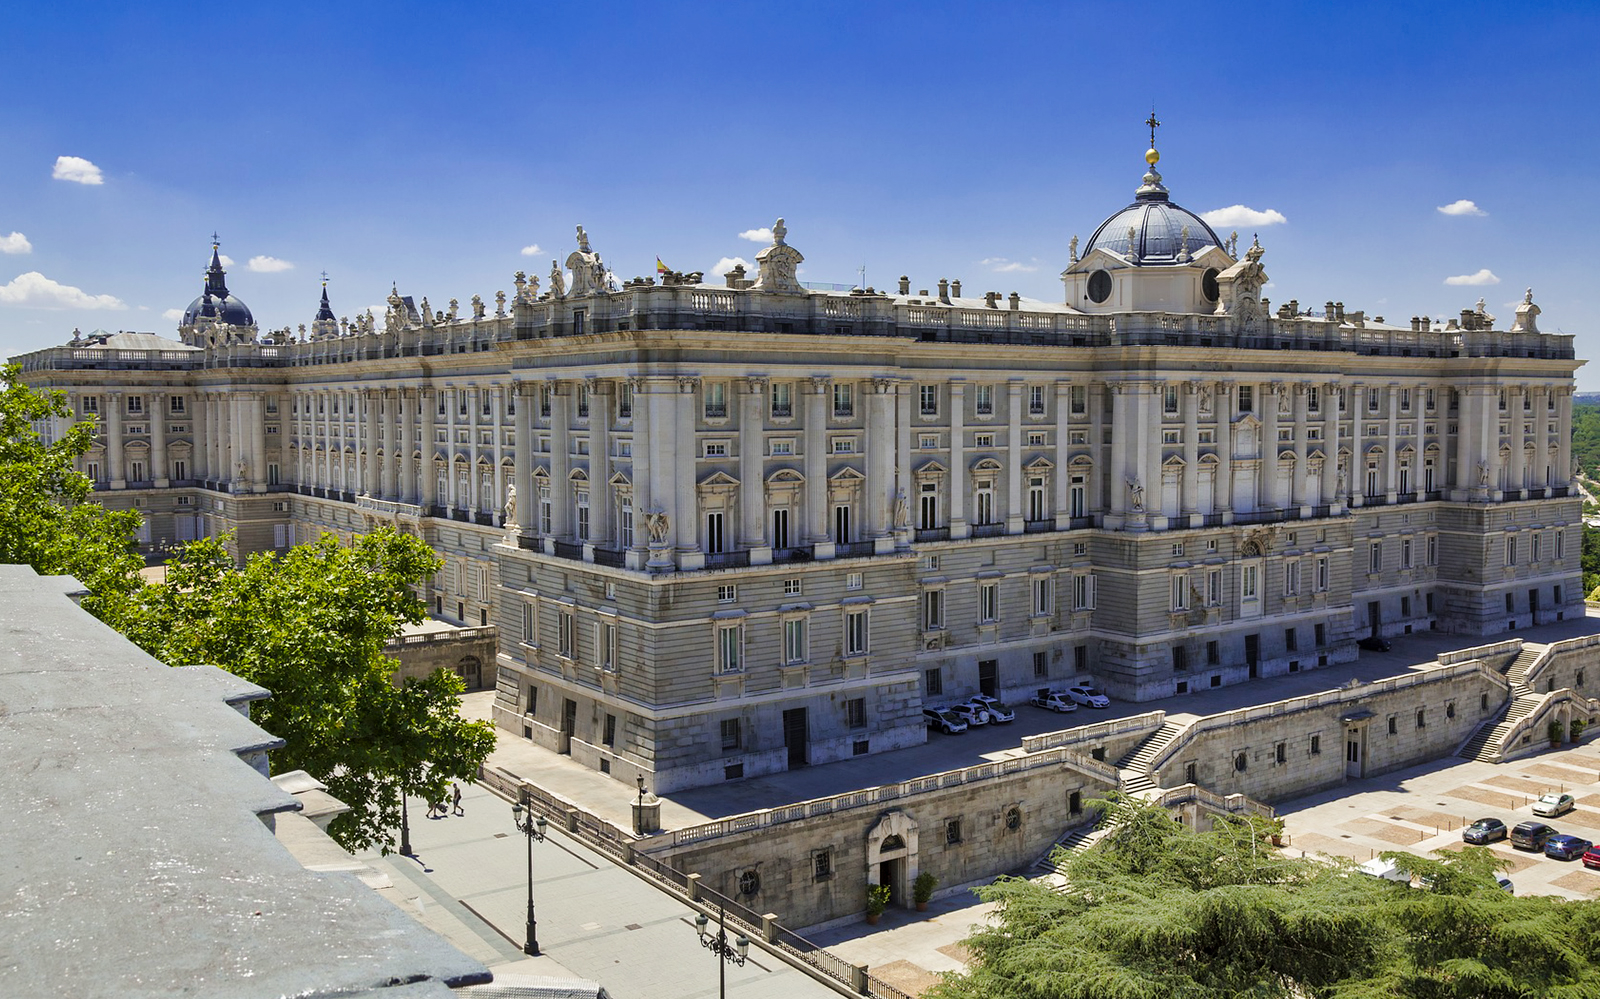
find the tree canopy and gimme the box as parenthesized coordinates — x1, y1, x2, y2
(114, 529, 497, 852)
(927, 795, 1600, 999)
(0, 363, 143, 617)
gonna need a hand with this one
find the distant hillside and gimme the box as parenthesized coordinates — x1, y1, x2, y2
(1575, 403, 1600, 477)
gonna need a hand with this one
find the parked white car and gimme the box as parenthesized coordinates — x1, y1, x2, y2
(966, 694, 1016, 723)
(1066, 685, 1111, 709)
(948, 702, 992, 726)
(923, 707, 968, 734)
(1030, 688, 1079, 713)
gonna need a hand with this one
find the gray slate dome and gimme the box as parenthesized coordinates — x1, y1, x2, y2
(1082, 155, 1222, 266)
(181, 244, 255, 327)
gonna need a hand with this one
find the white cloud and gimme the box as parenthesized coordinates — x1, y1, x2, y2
(1199, 205, 1288, 227)
(980, 257, 1039, 273)
(1444, 268, 1500, 286)
(710, 256, 751, 277)
(0, 232, 32, 254)
(162, 307, 185, 321)
(0, 271, 126, 309)
(520, 244, 542, 257)
(738, 227, 773, 243)
(1437, 199, 1486, 217)
(247, 255, 294, 273)
(52, 155, 103, 185)
(218, 254, 234, 268)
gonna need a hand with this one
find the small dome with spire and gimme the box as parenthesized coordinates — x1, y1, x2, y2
(1081, 116, 1223, 267)
(181, 241, 255, 328)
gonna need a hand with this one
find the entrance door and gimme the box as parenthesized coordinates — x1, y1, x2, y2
(1529, 588, 1539, 624)
(559, 698, 577, 755)
(1345, 728, 1364, 778)
(878, 859, 904, 906)
(1367, 601, 1381, 637)
(783, 708, 809, 768)
(1244, 634, 1260, 678)
(978, 659, 998, 698)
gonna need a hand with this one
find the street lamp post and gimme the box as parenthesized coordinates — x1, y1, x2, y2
(399, 794, 413, 856)
(694, 902, 749, 999)
(634, 774, 646, 835)
(510, 799, 548, 956)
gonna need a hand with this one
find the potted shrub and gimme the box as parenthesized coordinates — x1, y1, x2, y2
(1548, 719, 1564, 747)
(913, 871, 938, 912)
(864, 883, 891, 925)
(1572, 719, 1587, 743)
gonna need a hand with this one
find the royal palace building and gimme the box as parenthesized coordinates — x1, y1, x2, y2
(13, 143, 1585, 792)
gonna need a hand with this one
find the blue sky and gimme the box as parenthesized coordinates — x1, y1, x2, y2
(4, 2, 1598, 385)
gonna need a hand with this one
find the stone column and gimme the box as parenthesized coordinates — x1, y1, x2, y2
(513, 382, 535, 532)
(1215, 383, 1233, 519)
(364, 389, 379, 496)
(1350, 385, 1367, 507)
(193, 392, 209, 481)
(804, 378, 829, 547)
(1384, 384, 1398, 503)
(107, 391, 125, 488)
(1054, 380, 1072, 529)
(1507, 386, 1526, 497)
(550, 382, 572, 540)
(467, 387, 482, 515)
(398, 389, 415, 503)
(1535, 386, 1552, 488)
(152, 390, 169, 487)
(421, 388, 438, 511)
(1557, 387, 1573, 486)
(948, 380, 967, 537)
(674, 378, 699, 560)
(1182, 381, 1199, 518)
(444, 387, 458, 512)
(738, 378, 766, 550)
(895, 378, 913, 546)
(633, 378, 661, 568)
(868, 378, 897, 541)
(1089, 380, 1108, 516)
(251, 392, 268, 491)
(1321, 381, 1340, 507)
(383, 390, 400, 499)
(589, 381, 612, 547)
(1261, 383, 1280, 511)
(1004, 379, 1024, 533)
(490, 386, 505, 526)
(1291, 383, 1309, 508)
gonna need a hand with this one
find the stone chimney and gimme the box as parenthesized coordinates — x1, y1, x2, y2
(938, 278, 950, 304)
(951, 279, 962, 298)
(1008, 292, 1020, 311)
(898, 275, 910, 295)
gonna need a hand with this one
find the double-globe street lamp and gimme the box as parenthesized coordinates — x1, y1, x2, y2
(510, 800, 548, 956)
(694, 902, 749, 999)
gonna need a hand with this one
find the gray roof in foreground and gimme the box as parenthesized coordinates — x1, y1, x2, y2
(0, 565, 490, 998)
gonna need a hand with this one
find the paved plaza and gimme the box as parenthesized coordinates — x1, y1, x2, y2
(392, 611, 1600, 995)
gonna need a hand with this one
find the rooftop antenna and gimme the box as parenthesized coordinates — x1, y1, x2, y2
(857, 263, 867, 291)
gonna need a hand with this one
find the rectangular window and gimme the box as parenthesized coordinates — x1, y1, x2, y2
(126, 396, 144, 414)
(1242, 564, 1258, 599)
(1533, 533, 1543, 563)
(1029, 385, 1046, 415)
(1172, 645, 1188, 672)
(844, 609, 869, 656)
(1505, 537, 1516, 567)
(1237, 385, 1253, 413)
(974, 433, 994, 448)
(1369, 542, 1382, 574)
(770, 381, 792, 418)
(918, 433, 938, 450)
(979, 582, 998, 622)
(558, 610, 574, 658)
(1307, 386, 1320, 413)
(1073, 573, 1096, 611)
(717, 584, 737, 603)
(1033, 651, 1048, 678)
(717, 623, 742, 672)
(1401, 538, 1413, 569)
(602, 713, 616, 747)
(1206, 640, 1220, 665)
(832, 382, 853, 418)
(721, 718, 741, 751)
(923, 590, 945, 630)
(523, 602, 536, 643)
(705, 511, 725, 554)
(1316, 556, 1329, 592)
(575, 489, 590, 542)
(1285, 627, 1297, 652)
(1070, 384, 1086, 414)
(846, 571, 862, 590)
(703, 440, 728, 457)
(617, 382, 633, 419)
(702, 382, 726, 419)
(169, 394, 186, 414)
(846, 698, 866, 729)
(770, 438, 794, 456)
(1207, 569, 1222, 605)
(784, 618, 807, 664)
(1557, 530, 1565, 560)
(1426, 535, 1437, 566)
(814, 849, 832, 880)
(1171, 574, 1189, 611)
(784, 577, 803, 596)
(920, 384, 939, 416)
(1283, 561, 1300, 597)
(924, 668, 943, 696)
(1163, 385, 1179, 414)
(946, 818, 962, 843)
(80, 395, 100, 415)
(975, 384, 994, 416)
(1033, 576, 1053, 616)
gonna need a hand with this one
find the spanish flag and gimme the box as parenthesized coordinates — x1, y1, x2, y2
(656, 257, 670, 275)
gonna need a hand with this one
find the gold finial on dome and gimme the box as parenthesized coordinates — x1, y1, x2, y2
(1146, 147, 1160, 166)
(1144, 109, 1161, 165)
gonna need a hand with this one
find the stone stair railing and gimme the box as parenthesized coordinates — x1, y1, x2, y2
(1492, 688, 1600, 762)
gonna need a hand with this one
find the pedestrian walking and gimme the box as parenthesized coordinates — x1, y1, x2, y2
(451, 783, 464, 816)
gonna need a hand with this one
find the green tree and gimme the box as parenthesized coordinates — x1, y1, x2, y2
(0, 363, 143, 617)
(928, 796, 1600, 999)
(1582, 523, 1600, 596)
(116, 528, 496, 852)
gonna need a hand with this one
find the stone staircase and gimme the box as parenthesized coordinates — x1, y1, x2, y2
(1114, 720, 1188, 795)
(1457, 643, 1548, 763)
(1033, 823, 1110, 876)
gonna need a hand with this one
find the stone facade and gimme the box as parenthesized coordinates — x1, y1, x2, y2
(12, 146, 1584, 794)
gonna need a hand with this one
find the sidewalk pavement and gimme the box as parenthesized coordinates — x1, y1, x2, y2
(358, 781, 845, 999)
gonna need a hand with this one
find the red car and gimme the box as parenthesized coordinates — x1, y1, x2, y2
(1583, 845, 1600, 870)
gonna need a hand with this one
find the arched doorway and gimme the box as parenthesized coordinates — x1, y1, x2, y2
(865, 811, 919, 909)
(455, 655, 482, 690)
